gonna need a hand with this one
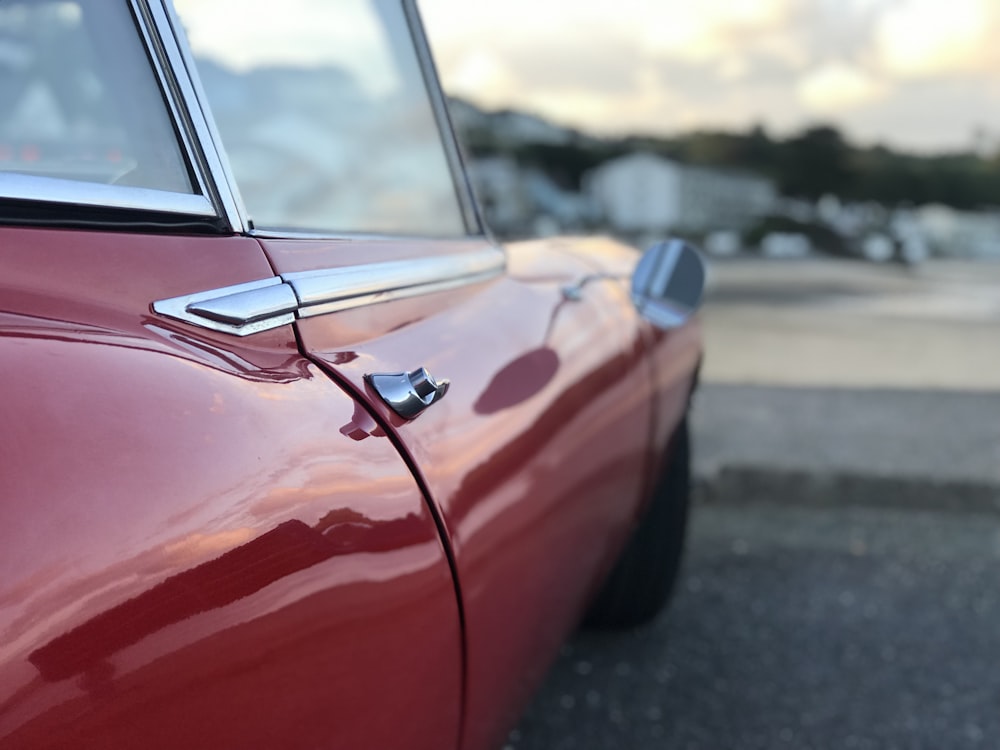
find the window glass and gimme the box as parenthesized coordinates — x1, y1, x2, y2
(0, 0, 193, 193)
(173, 0, 466, 236)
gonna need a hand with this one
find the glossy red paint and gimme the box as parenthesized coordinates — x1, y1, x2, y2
(259, 234, 699, 750)
(0, 228, 462, 749)
(548, 237, 704, 485)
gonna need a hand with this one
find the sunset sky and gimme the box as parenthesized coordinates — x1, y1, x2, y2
(418, 0, 1000, 153)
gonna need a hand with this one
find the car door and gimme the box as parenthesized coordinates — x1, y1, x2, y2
(164, 2, 660, 749)
(260, 237, 656, 750)
(0, 3, 461, 749)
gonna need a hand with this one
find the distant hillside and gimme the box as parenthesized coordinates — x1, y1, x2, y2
(448, 98, 1000, 210)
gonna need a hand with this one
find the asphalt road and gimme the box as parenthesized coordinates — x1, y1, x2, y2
(511, 500, 1000, 750)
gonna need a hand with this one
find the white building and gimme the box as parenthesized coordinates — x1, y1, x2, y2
(915, 205, 1000, 258)
(585, 152, 776, 235)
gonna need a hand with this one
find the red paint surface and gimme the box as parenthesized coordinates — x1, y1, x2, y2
(0, 228, 462, 750)
(0, 227, 700, 750)
(260, 235, 699, 750)
(548, 237, 704, 488)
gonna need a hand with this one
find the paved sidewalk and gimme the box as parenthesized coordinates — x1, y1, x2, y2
(692, 258, 1000, 508)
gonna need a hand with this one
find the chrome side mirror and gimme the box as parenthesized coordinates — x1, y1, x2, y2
(631, 239, 706, 329)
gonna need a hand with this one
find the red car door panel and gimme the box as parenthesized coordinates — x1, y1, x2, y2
(0, 228, 462, 750)
(260, 234, 656, 750)
(551, 237, 704, 477)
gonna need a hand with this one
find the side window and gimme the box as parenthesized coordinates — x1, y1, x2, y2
(0, 0, 193, 194)
(172, 0, 467, 237)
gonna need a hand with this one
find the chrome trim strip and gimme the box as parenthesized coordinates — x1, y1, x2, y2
(283, 248, 505, 312)
(153, 277, 296, 336)
(0, 173, 214, 216)
(187, 282, 299, 326)
(129, 0, 212, 202)
(150, 0, 249, 232)
(295, 269, 501, 319)
(249, 228, 476, 242)
(152, 248, 506, 335)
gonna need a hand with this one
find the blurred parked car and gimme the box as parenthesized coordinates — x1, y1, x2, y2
(0, 2, 704, 749)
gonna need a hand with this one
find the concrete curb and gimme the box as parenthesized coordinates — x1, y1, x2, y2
(694, 466, 1000, 515)
(691, 382, 1000, 516)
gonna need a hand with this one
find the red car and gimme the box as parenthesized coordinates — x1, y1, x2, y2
(0, 2, 704, 749)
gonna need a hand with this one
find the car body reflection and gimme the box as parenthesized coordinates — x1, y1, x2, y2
(28, 511, 427, 685)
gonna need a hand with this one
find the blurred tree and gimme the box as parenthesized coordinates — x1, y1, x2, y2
(511, 142, 625, 190)
(780, 125, 854, 199)
(449, 101, 1000, 210)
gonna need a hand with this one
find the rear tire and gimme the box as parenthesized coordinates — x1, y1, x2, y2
(583, 417, 690, 629)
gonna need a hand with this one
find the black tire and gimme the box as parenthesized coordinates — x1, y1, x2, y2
(583, 417, 691, 629)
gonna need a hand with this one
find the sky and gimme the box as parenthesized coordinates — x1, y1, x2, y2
(418, 0, 1000, 153)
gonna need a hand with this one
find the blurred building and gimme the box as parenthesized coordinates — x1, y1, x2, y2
(585, 152, 776, 236)
(914, 205, 1000, 258)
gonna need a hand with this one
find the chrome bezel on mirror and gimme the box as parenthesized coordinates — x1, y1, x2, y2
(631, 239, 707, 329)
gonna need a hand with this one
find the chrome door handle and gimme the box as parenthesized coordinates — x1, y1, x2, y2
(366, 368, 450, 419)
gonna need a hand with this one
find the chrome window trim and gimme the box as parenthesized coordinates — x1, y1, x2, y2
(128, 0, 211, 202)
(294, 272, 498, 319)
(153, 246, 506, 336)
(248, 228, 486, 242)
(149, 0, 248, 232)
(0, 173, 214, 216)
(403, 0, 485, 236)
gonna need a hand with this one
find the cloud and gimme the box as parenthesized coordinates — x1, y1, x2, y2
(459, 33, 642, 97)
(420, 0, 1000, 149)
(875, 0, 1000, 77)
(798, 62, 886, 112)
(434, 30, 647, 127)
(635, 0, 803, 65)
(445, 51, 520, 104)
(829, 74, 1000, 151)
